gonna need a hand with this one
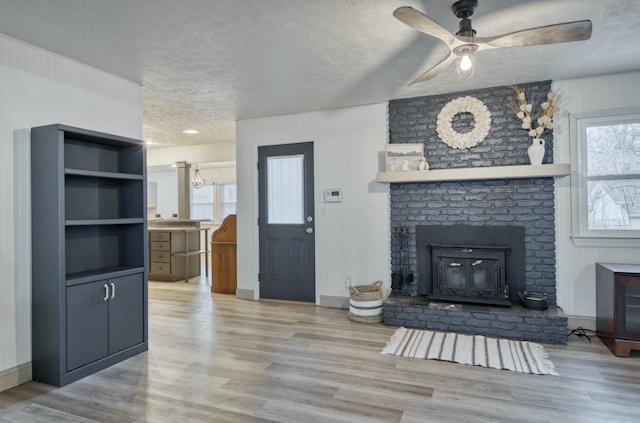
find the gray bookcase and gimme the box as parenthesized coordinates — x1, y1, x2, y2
(31, 124, 148, 387)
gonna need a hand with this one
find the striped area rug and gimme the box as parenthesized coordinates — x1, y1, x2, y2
(381, 327, 558, 376)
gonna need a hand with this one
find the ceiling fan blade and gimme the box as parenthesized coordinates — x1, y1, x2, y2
(409, 52, 455, 85)
(394, 6, 454, 46)
(486, 20, 592, 48)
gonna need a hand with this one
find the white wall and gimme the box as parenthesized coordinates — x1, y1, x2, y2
(236, 103, 390, 303)
(147, 167, 179, 219)
(0, 34, 142, 391)
(146, 142, 235, 167)
(196, 165, 237, 187)
(553, 71, 640, 327)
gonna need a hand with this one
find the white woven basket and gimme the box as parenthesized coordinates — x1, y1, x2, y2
(348, 280, 383, 323)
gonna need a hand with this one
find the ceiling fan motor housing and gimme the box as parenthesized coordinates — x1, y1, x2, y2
(452, 0, 478, 18)
(452, 0, 478, 40)
(456, 17, 476, 40)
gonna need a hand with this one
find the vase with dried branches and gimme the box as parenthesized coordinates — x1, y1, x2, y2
(509, 85, 555, 165)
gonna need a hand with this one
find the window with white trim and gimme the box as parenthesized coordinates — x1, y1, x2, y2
(191, 183, 215, 221)
(190, 182, 237, 223)
(570, 109, 640, 246)
(220, 183, 237, 221)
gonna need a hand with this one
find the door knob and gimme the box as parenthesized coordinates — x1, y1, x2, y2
(306, 227, 313, 234)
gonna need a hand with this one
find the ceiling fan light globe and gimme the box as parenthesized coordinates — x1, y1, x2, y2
(453, 44, 477, 79)
(456, 64, 474, 79)
(459, 55, 473, 71)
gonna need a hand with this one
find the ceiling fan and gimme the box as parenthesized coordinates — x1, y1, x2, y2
(394, 0, 592, 84)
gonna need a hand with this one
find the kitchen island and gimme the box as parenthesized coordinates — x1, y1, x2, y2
(148, 219, 209, 282)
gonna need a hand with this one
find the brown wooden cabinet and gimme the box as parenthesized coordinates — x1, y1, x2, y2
(596, 263, 640, 357)
(211, 215, 237, 294)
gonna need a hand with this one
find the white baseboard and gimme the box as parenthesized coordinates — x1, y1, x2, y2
(567, 315, 596, 332)
(236, 289, 349, 308)
(320, 295, 349, 309)
(0, 362, 32, 393)
(236, 288, 255, 301)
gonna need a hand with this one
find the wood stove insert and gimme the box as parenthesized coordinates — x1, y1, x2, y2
(431, 244, 509, 306)
(416, 225, 525, 306)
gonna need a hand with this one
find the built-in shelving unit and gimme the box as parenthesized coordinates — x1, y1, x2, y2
(376, 163, 571, 183)
(31, 124, 148, 387)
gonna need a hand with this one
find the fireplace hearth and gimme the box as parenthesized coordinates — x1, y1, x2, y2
(417, 225, 525, 306)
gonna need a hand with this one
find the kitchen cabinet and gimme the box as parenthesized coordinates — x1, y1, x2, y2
(66, 274, 144, 371)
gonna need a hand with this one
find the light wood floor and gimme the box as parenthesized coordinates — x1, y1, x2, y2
(1, 274, 640, 423)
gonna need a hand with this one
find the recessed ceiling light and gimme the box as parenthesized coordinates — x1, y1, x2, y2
(182, 129, 200, 134)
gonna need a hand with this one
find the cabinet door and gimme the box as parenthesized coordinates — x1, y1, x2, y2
(108, 273, 145, 355)
(616, 276, 640, 339)
(66, 281, 109, 371)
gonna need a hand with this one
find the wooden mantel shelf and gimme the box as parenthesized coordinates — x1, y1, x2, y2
(376, 163, 571, 183)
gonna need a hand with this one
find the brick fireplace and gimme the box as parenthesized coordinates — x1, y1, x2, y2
(383, 81, 568, 344)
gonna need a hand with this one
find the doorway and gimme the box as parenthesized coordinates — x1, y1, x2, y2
(258, 142, 315, 302)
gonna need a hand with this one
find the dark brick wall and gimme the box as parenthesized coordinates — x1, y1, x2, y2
(389, 81, 553, 167)
(388, 81, 558, 304)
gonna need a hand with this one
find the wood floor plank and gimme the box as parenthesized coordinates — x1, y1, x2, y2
(0, 403, 99, 423)
(1, 274, 640, 422)
(400, 407, 500, 423)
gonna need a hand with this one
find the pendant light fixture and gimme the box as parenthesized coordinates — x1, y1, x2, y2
(191, 164, 206, 188)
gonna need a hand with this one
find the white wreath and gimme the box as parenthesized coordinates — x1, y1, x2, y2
(436, 96, 492, 149)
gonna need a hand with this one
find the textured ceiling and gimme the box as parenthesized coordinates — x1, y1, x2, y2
(0, 0, 638, 148)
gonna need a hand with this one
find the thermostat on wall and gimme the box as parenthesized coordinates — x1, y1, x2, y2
(324, 189, 342, 203)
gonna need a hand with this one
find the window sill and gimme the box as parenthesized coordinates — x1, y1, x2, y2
(571, 236, 640, 248)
